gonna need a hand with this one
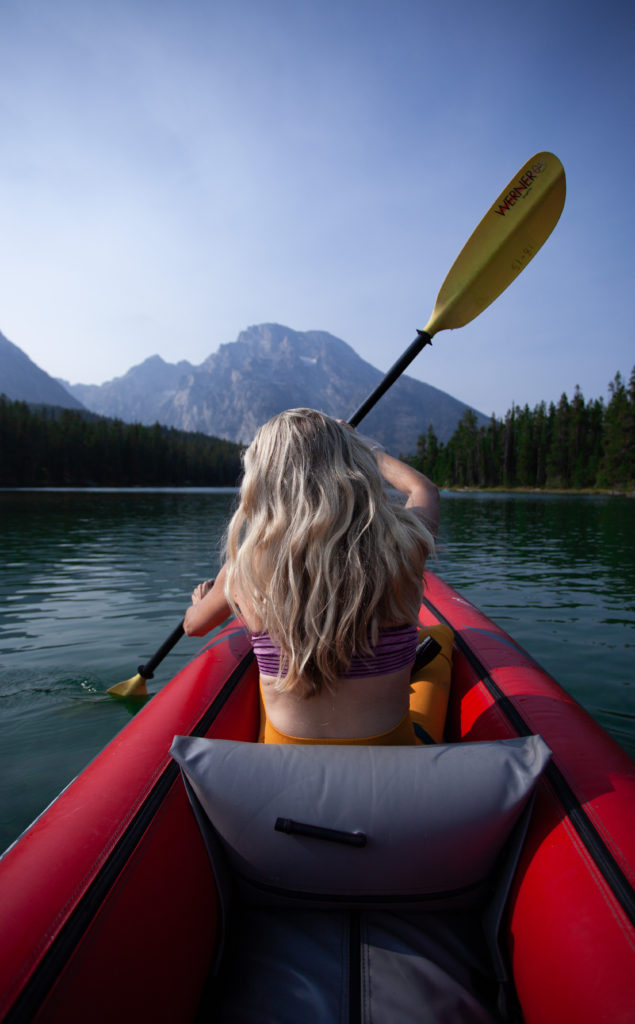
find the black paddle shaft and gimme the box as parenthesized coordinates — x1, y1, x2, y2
(138, 620, 185, 680)
(347, 330, 432, 427)
(127, 334, 433, 687)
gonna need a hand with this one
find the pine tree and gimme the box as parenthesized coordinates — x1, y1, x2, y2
(546, 394, 570, 487)
(410, 367, 632, 492)
(600, 371, 635, 488)
(515, 405, 536, 486)
(503, 405, 516, 486)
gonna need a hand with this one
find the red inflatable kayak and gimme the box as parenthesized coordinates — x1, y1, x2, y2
(0, 572, 633, 1023)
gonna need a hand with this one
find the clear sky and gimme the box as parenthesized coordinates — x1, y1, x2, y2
(1, 0, 633, 418)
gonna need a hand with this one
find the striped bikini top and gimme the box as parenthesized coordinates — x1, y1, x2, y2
(250, 624, 418, 679)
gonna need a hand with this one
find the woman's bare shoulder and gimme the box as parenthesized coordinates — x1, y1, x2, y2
(232, 582, 264, 633)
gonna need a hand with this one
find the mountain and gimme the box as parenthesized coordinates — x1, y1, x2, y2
(0, 331, 85, 410)
(65, 354, 195, 423)
(62, 324, 487, 453)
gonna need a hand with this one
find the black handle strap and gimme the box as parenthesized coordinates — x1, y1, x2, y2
(275, 817, 367, 847)
(412, 635, 442, 673)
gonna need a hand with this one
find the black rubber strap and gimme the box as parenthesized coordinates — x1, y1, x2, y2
(412, 635, 442, 672)
(275, 817, 367, 847)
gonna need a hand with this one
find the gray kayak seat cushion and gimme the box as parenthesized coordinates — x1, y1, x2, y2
(170, 736, 551, 910)
(173, 739, 551, 1023)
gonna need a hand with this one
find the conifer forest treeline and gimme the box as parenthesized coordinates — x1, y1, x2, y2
(408, 370, 635, 491)
(1, 369, 634, 490)
(0, 399, 243, 487)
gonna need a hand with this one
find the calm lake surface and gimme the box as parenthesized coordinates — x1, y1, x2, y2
(1, 488, 633, 853)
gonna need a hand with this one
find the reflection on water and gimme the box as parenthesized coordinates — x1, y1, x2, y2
(0, 489, 238, 852)
(435, 493, 634, 757)
(1, 488, 633, 852)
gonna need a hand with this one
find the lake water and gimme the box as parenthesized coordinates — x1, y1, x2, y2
(1, 488, 633, 853)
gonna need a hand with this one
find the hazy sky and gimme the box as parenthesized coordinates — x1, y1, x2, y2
(1, 0, 633, 418)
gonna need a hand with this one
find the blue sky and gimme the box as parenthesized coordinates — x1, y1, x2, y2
(1, 0, 633, 418)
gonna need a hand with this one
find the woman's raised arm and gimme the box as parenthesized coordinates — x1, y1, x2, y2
(375, 450, 440, 538)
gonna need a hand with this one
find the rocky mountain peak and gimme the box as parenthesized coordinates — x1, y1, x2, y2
(4, 323, 487, 455)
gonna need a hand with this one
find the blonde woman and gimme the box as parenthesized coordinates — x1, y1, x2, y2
(184, 408, 450, 744)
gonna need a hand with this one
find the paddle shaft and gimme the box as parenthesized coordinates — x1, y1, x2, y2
(348, 331, 432, 427)
(116, 346, 413, 689)
(123, 345, 412, 684)
(138, 620, 185, 680)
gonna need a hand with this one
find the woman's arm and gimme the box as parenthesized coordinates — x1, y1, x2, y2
(375, 450, 440, 537)
(184, 562, 233, 636)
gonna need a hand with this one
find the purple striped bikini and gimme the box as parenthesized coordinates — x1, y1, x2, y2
(250, 624, 418, 679)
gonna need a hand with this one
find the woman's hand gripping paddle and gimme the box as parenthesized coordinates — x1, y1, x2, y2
(348, 151, 566, 426)
(108, 151, 566, 697)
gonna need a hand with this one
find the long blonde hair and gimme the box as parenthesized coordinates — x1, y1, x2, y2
(225, 409, 433, 697)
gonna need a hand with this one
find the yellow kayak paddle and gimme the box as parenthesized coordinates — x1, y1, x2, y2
(108, 151, 566, 697)
(349, 151, 565, 425)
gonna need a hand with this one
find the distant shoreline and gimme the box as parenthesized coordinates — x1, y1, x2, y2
(443, 486, 635, 497)
(2, 484, 633, 498)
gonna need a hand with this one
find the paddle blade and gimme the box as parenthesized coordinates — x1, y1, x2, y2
(107, 673, 148, 698)
(423, 152, 566, 336)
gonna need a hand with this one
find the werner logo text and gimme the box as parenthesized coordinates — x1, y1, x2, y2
(494, 161, 546, 216)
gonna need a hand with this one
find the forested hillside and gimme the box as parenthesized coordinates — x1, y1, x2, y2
(0, 398, 243, 487)
(409, 370, 635, 491)
(3, 369, 634, 491)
